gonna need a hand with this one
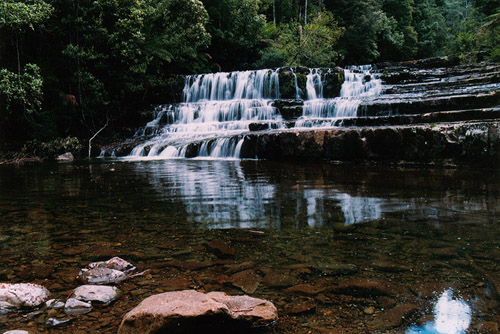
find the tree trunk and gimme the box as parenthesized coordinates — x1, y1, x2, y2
(305, 0, 308, 25)
(16, 33, 21, 76)
(318, 0, 323, 16)
(295, 0, 300, 20)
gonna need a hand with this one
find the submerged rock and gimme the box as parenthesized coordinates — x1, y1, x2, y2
(45, 299, 65, 309)
(78, 257, 136, 284)
(45, 317, 73, 327)
(117, 290, 278, 334)
(73, 285, 120, 304)
(64, 298, 92, 315)
(0, 283, 50, 313)
(87, 257, 136, 273)
(78, 268, 127, 284)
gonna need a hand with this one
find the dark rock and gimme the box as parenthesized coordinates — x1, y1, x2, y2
(205, 240, 235, 259)
(409, 283, 446, 299)
(372, 304, 419, 330)
(331, 279, 395, 297)
(263, 269, 297, 288)
(284, 284, 324, 295)
(117, 290, 278, 334)
(229, 269, 260, 294)
(311, 262, 358, 276)
(284, 298, 316, 315)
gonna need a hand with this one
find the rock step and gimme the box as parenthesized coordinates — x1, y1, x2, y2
(378, 62, 500, 85)
(383, 73, 500, 94)
(326, 108, 500, 127)
(360, 90, 500, 117)
(236, 121, 500, 164)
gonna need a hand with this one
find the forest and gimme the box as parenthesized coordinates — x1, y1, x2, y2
(0, 0, 499, 151)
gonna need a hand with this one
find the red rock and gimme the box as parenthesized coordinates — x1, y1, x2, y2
(117, 290, 278, 334)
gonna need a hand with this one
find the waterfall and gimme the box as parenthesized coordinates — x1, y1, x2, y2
(296, 65, 382, 128)
(127, 69, 283, 160)
(119, 65, 383, 160)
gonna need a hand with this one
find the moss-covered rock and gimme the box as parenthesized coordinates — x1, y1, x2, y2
(277, 67, 344, 99)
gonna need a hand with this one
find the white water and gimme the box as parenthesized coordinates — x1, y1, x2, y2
(123, 65, 383, 160)
(296, 65, 383, 128)
(126, 69, 283, 159)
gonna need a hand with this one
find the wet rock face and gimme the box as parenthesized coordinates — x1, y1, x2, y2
(117, 290, 278, 334)
(242, 121, 500, 164)
(0, 283, 50, 313)
(278, 67, 344, 99)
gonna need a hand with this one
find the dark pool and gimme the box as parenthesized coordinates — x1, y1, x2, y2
(0, 160, 499, 333)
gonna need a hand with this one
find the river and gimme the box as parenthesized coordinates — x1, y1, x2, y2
(0, 159, 499, 333)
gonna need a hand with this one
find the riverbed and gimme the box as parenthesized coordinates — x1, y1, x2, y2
(0, 160, 499, 333)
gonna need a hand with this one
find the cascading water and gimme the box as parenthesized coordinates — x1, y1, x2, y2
(119, 65, 383, 160)
(295, 65, 382, 127)
(126, 69, 283, 159)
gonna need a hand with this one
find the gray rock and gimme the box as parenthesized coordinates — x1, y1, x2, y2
(87, 257, 136, 273)
(78, 257, 136, 284)
(73, 285, 120, 304)
(0, 283, 50, 313)
(45, 299, 65, 309)
(64, 298, 92, 315)
(118, 290, 278, 334)
(78, 268, 127, 284)
(56, 152, 74, 162)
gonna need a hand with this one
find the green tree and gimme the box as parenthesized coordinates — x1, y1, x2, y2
(378, 0, 418, 61)
(413, 0, 447, 58)
(0, 0, 53, 139)
(259, 11, 342, 68)
(201, 0, 266, 70)
(45, 0, 210, 136)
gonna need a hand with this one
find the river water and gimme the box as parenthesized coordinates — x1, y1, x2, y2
(0, 159, 499, 333)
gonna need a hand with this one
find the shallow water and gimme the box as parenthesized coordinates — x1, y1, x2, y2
(0, 160, 499, 333)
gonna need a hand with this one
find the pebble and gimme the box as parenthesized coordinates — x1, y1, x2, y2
(64, 298, 92, 315)
(45, 318, 73, 327)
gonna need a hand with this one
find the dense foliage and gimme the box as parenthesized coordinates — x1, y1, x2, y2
(0, 0, 498, 144)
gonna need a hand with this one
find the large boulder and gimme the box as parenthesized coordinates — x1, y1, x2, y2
(0, 283, 50, 313)
(117, 290, 278, 334)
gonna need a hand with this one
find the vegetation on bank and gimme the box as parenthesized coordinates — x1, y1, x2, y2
(0, 0, 499, 160)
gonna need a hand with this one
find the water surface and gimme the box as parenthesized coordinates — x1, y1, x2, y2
(0, 160, 499, 333)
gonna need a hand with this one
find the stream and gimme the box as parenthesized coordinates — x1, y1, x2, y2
(0, 160, 499, 333)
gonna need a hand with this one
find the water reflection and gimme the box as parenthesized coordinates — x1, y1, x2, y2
(407, 289, 472, 334)
(127, 160, 499, 229)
